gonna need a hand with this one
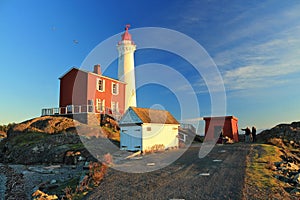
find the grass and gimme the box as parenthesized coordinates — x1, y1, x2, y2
(10, 132, 50, 147)
(244, 144, 288, 198)
(101, 126, 120, 142)
(4, 132, 85, 150)
(67, 143, 85, 150)
(248, 144, 280, 186)
(47, 177, 80, 195)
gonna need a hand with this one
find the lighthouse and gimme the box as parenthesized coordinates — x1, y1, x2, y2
(117, 24, 137, 109)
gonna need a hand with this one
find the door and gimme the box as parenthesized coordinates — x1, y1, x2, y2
(214, 126, 223, 143)
(120, 126, 142, 151)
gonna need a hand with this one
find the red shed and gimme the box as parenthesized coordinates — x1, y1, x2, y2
(59, 65, 126, 117)
(203, 116, 239, 142)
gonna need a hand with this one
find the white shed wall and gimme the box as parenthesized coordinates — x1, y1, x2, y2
(141, 123, 179, 151)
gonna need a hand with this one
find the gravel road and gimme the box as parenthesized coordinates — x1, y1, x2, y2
(86, 143, 251, 200)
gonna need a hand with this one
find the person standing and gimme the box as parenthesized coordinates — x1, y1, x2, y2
(242, 127, 251, 143)
(252, 126, 257, 142)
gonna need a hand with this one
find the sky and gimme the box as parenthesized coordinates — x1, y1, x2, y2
(0, 0, 300, 133)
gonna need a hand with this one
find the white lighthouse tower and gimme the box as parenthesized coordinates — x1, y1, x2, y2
(117, 24, 137, 109)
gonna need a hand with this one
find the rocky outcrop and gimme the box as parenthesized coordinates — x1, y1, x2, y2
(258, 121, 300, 145)
(260, 121, 300, 197)
(0, 116, 110, 164)
(0, 132, 98, 164)
(7, 116, 86, 137)
(0, 131, 6, 138)
(273, 154, 300, 196)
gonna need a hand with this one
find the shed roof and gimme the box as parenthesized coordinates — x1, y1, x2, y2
(130, 107, 179, 125)
(203, 116, 238, 121)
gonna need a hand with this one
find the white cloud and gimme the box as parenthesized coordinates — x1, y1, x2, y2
(162, 1, 300, 95)
(214, 24, 300, 91)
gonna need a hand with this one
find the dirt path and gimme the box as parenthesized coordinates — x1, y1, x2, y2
(86, 143, 251, 200)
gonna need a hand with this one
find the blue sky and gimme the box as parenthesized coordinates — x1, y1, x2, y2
(1, 0, 299, 133)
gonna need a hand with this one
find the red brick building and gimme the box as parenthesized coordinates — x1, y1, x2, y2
(59, 64, 126, 116)
(42, 64, 126, 123)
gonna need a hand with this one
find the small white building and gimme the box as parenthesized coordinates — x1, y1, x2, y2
(119, 107, 180, 152)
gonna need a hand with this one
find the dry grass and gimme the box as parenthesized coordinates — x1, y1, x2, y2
(89, 162, 108, 186)
(267, 138, 285, 148)
(243, 144, 290, 199)
(101, 126, 120, 141)
(144, 144, 165, 154)
(62, 156, 111, 199)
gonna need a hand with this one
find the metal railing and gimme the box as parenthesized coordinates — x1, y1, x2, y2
(42, 105, 95, 116)
(41, 105, 123, 120)
(180, 123, 196, 133)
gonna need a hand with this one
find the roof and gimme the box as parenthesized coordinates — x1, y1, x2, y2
(59, 67, 126, 84)
(121, 24, 132, 41)
(130, 107, 179, 125)
(203, 116, 238, 121)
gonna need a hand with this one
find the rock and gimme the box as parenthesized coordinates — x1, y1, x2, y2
(32, 145, 44, 153)
(146, 163, 155, 166)
(293, 173, 300, 184)
(258, 121, 300, 146)
(274, 161, 284, 168)
(274, 175, 291, 183)
(28, 167, 53, 174)
(43, 165, 61, 170)
(32, 189, 58, 200)
(83, 162, 90, 170)
(269, 165, 277, 171)
(0, 130, 6, 138)
(199, 173, 210, 176)
(290, 187, 300, 195)
(78, 156, 86, 161)
(286, 162, 299, 171)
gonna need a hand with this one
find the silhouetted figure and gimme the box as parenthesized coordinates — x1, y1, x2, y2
(252, 126, 257, 142)
(242, 127, 251, 143)
(218, 130, 224, 144)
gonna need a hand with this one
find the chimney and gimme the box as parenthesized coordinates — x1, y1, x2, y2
(94, 64, 101, 75)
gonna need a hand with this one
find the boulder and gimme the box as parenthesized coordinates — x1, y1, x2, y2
(290, 187, 300, 195)
(0, 131, 6, 138)
(274, 175, 291, 183)
(258, 121, 300, 145)
(286, 162, 300, 171)
(293, 173, 300, 184)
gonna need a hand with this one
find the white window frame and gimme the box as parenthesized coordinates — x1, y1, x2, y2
(111, 101, 119, 113)
(87, 99, 94, 112)
(96, 99, 105, 112)
(111, 82, 119, 95)
(97, 78, 105, 92)
(66, 105, 74, 113)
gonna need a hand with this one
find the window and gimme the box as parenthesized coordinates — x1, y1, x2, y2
(96, 99, 105, 112)
(112, 83, 119, 95)
(66, 105, 73, 113)
(88, 99, 94, 105)
(111, 101, 119, 113)
(97, 79, 105, 92)
(88, 99, 94, 112)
